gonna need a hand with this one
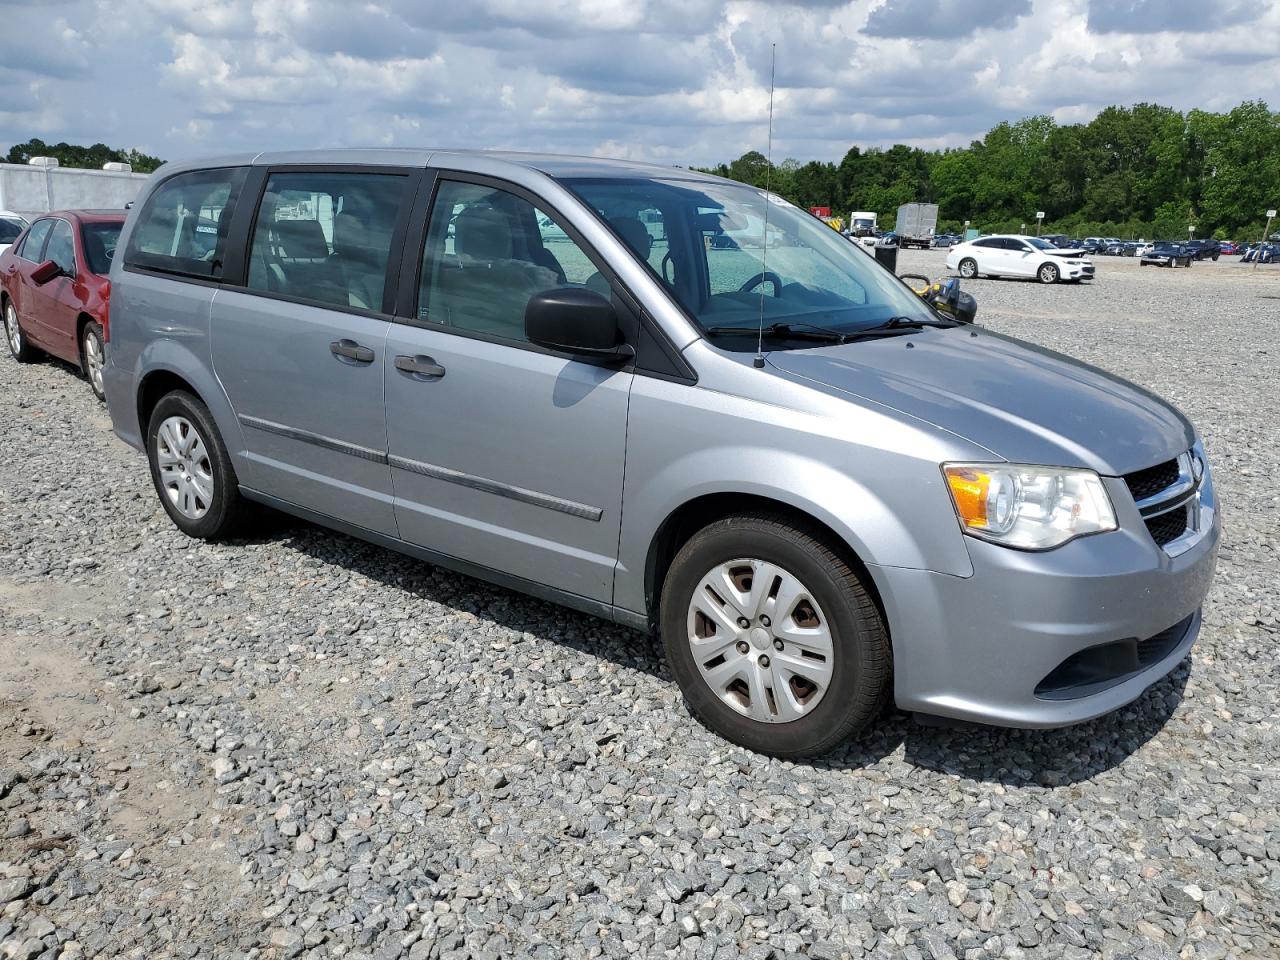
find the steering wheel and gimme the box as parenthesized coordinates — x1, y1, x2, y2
(739, 271, 783, 296)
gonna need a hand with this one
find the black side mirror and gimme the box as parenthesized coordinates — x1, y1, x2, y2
(525, 287, 634, 362)
(30, 259, 63, 285)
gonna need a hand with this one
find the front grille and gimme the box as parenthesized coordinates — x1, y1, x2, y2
(1145, 507, 1189, 546)
(1124, 459, 1179, 501)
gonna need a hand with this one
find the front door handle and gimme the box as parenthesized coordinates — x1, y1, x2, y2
(330, 339, 375, 364)
(395, 355, 446, 379)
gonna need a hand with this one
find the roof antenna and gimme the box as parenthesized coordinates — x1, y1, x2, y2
(754, 42, 777, 370)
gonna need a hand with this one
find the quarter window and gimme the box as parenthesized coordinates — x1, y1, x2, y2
(18, 219, 54, 261)
(124, 167, 248, 280)
(45, 220, 76, 274)
(247, 171, 409, 313)
(418, 179, 605, 342)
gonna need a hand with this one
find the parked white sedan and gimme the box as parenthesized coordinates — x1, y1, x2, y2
(946, 234, 1094, 283)
(0, 211, 28, 258)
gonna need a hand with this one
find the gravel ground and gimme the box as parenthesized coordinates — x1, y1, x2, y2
(1, 253, 1278, 960)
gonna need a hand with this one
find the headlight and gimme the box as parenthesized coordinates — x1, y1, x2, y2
(943, 463, 1117, 550)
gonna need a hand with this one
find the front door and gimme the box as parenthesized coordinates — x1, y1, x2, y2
(26, 218, 81, 359)
(383, 175, 632, 604)
(210, 168, 417, 536)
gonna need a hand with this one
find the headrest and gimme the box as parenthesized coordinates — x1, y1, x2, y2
(273, 218, 329, 260)
(608, 216, 652, 259)
(454, 206, 511, 261)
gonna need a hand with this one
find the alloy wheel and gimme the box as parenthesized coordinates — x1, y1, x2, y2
(155, 416, 214, 520)
(686, 558, 834, 723)
(83, 329, 104, 396)
(4, 304, 19, 356)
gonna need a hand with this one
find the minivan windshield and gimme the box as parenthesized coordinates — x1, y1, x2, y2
(565, 177, 934, 347)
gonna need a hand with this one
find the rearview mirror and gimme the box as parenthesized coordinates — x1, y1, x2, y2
(31, 259, 63, 285)
(525, 288, 634, 362)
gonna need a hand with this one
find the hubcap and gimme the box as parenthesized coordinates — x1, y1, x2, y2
(5, 305, 19, 355)
(156, 416, 214, 520)
(686, 558, 834, 723)
(84, 330, 104, 394)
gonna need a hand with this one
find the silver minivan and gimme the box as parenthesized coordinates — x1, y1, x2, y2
(105, 150, 1220, 757)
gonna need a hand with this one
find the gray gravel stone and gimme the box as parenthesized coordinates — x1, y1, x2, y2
(1, 252, 1278, 958)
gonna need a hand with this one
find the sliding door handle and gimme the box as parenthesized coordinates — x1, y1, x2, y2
(330, 339, 375, 363)
(395, 355, 446, 379)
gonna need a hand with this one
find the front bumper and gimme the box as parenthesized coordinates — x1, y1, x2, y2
(874, 468, 1220, 728)
(1059, 261, 1093, 279)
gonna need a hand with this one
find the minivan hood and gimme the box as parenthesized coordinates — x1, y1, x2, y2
(766, 327, 1194, 476)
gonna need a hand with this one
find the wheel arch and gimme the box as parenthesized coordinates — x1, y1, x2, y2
(643, 492, 889, 638)
(136, 368, 202, 441)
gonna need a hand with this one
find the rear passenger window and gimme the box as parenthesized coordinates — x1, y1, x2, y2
(418, 179, 603, 341)
(124, 168, 247, 280)
(18, 219, 54, 261)
(247, 171, 409, 313)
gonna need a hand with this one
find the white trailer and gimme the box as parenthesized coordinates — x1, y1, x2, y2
(895, 203, 938, 249)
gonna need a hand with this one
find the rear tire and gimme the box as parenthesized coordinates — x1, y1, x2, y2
(146, 391, 252, 540)
(4, 300, 38, 363)
(1038, 262, 1059, 284)
(660, 513, 891, 758)
(958, 258, 978, 279)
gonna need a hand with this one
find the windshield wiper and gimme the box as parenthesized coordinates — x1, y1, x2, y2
(704, 322, 847, 343)
(869, 315, 960, 330)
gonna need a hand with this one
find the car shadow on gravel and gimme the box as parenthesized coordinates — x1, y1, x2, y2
(237, 514, 1190, 787)
(811, 666, 1190, 787)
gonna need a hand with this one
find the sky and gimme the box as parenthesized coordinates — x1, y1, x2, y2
(1, 0, 1278, 168)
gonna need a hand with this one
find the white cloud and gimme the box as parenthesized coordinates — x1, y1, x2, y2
(0, 0, 1277, 166)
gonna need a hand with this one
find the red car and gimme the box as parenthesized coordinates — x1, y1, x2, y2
(1, 209, 127, 400)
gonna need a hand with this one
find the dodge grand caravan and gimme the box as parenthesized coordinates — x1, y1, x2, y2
(104, 150, 1220, 757)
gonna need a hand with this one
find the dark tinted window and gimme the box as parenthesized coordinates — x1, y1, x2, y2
(247, 171, 409, 312)
(0, 218, 24, 244)
(18, 219, 53, 261)
(82, 222, 123, 275)
(971, 238, 999, 248)
(418, 179, 599, 342)
(45, 220, 76, 274)
(124, 167, 247, 279)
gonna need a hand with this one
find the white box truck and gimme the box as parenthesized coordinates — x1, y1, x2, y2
(895, 202, 938, 249)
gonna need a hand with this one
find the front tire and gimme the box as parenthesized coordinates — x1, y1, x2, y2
(146, 391, 251, 540)
(4, 300, 38, 363)
(1038, 262, 1059, 284)
(80, 321, 106, 401)
(660, 514, 891, 758)
(958, 258, 978, 279)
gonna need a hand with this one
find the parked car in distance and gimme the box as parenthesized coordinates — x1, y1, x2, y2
(0, 211, 29, 257)
(1218, 241, 1238, 256)
(1134, 242, 1154, 258)
(105, 150, 1218, 757)
(947, 234, 1094, 283)
(1241, 242, 1277, 263)
(2, 209, 125, 399)
(1140, 241, 1193, 267)
(1184, 239, 1221, 261)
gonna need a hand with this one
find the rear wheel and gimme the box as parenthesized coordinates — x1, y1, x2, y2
(1038, 262, 1059, 284)
(4, 300, 38, 363)
(146, 391, 252, 540)
(660, 513, 890, 758)
(80, 321, 106, 401)
(958, 258, 978, 279)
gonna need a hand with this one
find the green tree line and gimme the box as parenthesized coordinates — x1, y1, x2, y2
(4, 138, 164, 174)
(699, 101, 1280, 241)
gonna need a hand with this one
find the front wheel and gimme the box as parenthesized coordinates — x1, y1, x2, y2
(1038, 262, 1059, 284)
(81, 321, 106, 401)
(660, 514, 891, 758)
(958, 258, 978, 279)
(4, 300, 38, 363)
(146, 391, 252, 540)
